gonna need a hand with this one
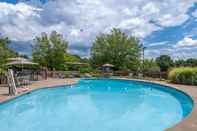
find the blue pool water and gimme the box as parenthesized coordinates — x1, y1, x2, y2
(0, 79, 193, 131)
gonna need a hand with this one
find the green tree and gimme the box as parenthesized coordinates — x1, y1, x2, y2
(0, 37, 17, 71)
(81, 58, 90, 63)
(143, 59, 160, 73)
(90, 28, 141, 70)
(186, 58, 197, 67)
(174, 59, 186, 67)
(64, 54, 91, 71)
(32, 31, 68, 70)
(64, 54, 81, 62)
(175, 58, 197, 67)
(156, 55, 174, 72)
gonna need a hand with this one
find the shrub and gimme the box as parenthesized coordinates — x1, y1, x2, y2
(142, 59, 161, 78)
(0, 68, 5, 74)
(156, 55, 174, 72)
(168, 67, 197, 85)
(79, 67, 93, 74)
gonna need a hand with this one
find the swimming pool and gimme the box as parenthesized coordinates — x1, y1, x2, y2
(0, 79, 193, 131)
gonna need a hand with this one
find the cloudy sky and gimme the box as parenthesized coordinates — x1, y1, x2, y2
(0, 0, 197, 59)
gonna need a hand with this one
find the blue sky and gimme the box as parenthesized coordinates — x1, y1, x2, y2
(0, 0, 197, 59)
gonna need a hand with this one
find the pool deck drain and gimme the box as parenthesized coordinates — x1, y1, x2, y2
(0, 77, 197, 131)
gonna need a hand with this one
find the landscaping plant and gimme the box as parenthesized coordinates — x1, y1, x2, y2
(168, 67, 197, 85)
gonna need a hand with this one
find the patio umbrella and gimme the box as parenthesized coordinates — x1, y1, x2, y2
(7, 57, 28, 62)
(102, 63, 114, 67)
(6, 57, 38, 70)
(6, 58, 39, 87)
(102, 64, 114, 73)
(6, 60, 38, 66)
(65, 62, 88, 66)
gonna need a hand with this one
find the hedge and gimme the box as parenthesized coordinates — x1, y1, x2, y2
(168, 67, 197, 85)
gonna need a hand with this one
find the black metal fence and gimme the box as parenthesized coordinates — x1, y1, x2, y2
(0, 69, 168, 85)
(0, 74, 7, 84)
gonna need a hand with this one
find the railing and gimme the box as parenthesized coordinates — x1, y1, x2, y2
(113, 71, 168, 79)
(143, 72, 168, 79)
(0, 74, 7, 84)
(46, 71, 81, 78)
(0, 69, 168, 86)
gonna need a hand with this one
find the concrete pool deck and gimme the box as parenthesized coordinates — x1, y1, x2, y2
(0, 78, 80, 103)
(0, 77, 196, 131)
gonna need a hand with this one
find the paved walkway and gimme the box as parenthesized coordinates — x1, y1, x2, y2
(0, 78, 80, 103)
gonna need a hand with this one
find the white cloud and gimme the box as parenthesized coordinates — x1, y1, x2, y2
(172, 46, 197, 59)
(175, 37, 197, 48)
(145, 36, 197, 59)
(0, 0, 196, 57)
(157, 14, 189, 27)
(0, 2, 41, 17)
(155, 0, 196, 27)
(0, 2, 42, 41)
(142, 2, 160, 16)
(146, 44, 197, 60)
(192, 9, 197, 17)
(145, 38, 197, 59)
(118, 18, 160, 38)
(148, 41, 169, 47)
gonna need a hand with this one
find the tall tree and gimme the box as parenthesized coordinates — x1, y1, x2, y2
(64, 54, 81, 63)
(0, 37, 17, 69)
(90, 28, 141, 70)
(175, 58, 197, 67)
(174, 59, 186, 67)
(32, 31, 68, 70)
(142, 59, 160, 73)
(186, 58, 197, 67)
(156, 55, 174, 72)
